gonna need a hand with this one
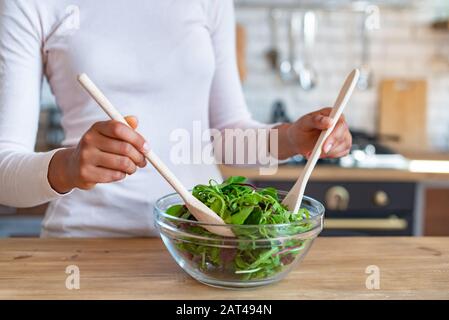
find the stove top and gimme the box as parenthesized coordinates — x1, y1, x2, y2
(287, 130, 410, 169)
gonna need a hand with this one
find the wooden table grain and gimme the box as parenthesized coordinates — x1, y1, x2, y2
(0, 237, 448, 300)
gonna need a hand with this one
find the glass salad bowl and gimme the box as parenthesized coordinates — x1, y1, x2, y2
(154, 191, 324, 289)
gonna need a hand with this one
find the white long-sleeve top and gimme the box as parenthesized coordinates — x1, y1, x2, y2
(0, 0, 270, 237)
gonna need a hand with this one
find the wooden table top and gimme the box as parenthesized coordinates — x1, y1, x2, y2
(0, 237, 448, 300)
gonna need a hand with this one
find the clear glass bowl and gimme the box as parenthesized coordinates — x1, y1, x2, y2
(154, 191, 324, 289)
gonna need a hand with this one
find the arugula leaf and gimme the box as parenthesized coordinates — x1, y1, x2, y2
(166, 204, 186, 217)
(220, 176, 247, 186)
(230, 206, 254, 225)
(244, 207, 262, 225)
(259, 187, 278, 200)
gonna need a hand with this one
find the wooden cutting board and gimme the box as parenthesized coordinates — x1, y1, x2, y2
(379, 79, 428, 151)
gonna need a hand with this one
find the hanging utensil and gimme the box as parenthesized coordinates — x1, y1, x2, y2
(265, 9, 281, 71)
(295, 10, 318, 91)
(279, 12, 300, 83)
(357, 5, 380, 90)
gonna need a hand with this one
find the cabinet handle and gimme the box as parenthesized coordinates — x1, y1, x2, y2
(324, 217, 408, 230)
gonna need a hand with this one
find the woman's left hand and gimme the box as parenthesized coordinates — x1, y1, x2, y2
(278, 107, 352, 159)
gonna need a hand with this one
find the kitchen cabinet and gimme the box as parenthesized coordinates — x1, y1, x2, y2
(250, 179, 416, 236)
(0, 205, 46, 237)
(424, 187, 449, 236)
(1, 237, 448, 299)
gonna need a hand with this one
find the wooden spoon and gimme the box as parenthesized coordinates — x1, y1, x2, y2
(282, 69, 360, 214)
(77, 74, 234, 237)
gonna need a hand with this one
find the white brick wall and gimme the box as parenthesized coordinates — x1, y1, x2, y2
(236, 0, 449, 151)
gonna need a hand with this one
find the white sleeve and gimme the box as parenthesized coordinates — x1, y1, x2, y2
(208, 0, 280, 165)
(0, 0, 66, 207)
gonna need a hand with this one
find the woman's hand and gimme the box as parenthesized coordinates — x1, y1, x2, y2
(275, 107, 352, 160)
(48, 116, 148, 193)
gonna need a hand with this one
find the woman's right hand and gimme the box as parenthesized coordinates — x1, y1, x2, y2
(48, 116, 148, 193)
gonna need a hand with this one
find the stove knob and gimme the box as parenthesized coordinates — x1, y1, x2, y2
(325, 186, 350, 211)
(373, 190, 389, 207)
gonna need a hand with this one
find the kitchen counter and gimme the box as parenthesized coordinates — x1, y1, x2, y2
(219, 163, 449, 182)
(1, 237, 448, 299)
(219, 151, 449, 182)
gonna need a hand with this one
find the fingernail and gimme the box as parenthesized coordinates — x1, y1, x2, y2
(139, 161, 147, 168)
(324, 143, 333, 154)
(142, 142, 149, 153)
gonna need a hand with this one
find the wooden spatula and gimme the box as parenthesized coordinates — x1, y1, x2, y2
(77, 74, 234, 237)
(282, 69, 360, 214)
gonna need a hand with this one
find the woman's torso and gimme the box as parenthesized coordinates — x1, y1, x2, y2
(38, 0, 223, 237)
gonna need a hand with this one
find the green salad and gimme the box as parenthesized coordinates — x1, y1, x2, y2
(165, 176, 315, 280)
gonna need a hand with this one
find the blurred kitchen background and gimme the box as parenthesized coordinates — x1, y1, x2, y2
(237, 0, 449, 149)
(1, 0, 449, 237)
